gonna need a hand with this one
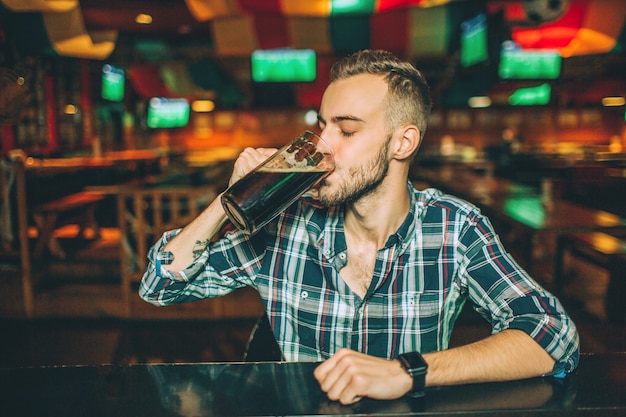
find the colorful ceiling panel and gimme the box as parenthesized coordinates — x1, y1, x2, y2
(1, 0, 623, 109)
(208, 3, 453, 57)
(3, 0, 623, 61)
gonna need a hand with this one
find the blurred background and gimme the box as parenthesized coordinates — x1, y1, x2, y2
(0, 0, 625, 367)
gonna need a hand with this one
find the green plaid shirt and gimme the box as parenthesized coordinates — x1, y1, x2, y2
(140, 183, 579, 376)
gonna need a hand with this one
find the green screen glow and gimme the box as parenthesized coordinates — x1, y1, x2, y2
(503, 196, 545, 228)
(460, 13, 488, 68)
(101, 64, 125, 102)
(508, 83, 551, 106)
(251, 49, 316, 83)
(147, 98, 190, 129)
(499, 42, 562, 80)
(330, 0, 375, 15)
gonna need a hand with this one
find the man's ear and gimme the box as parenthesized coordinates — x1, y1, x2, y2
(393, 126, 421, 160)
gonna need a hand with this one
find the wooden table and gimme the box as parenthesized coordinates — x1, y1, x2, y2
(478, 193, 626, 280)
(414, 165, 536, 201)
(0, 353, 623, 416)
(3, 151, 165, 316)
(22, 149, 164, 172)
(413, 165, 626, 282)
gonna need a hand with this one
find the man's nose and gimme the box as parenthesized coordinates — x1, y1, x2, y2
(319, 128, 334, 148)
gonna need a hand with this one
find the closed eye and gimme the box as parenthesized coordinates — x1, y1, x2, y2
(318, 114, 362, 138)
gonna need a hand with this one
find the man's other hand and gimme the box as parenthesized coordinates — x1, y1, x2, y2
(313, 348, 413, 405)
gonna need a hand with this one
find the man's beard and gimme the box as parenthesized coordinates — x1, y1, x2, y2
(318, 134, 392, 207)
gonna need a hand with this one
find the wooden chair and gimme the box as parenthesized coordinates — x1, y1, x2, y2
(1, 157, 34, 316)
(116, 184, 218, 316)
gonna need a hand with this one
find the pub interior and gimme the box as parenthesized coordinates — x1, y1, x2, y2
(1, 0, 626, 414)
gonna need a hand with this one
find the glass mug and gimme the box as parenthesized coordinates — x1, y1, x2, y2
(221, 131, 334, 234)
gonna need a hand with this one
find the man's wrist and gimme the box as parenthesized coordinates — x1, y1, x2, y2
(398, 352, 428, 397)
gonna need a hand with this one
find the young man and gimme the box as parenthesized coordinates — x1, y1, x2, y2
(140, 50, 579, 405)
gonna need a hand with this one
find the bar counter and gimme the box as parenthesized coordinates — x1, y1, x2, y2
(0, 353, 624, 416)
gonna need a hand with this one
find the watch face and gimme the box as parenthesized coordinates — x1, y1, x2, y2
(157, 251, 175, 265)
(399, 352, 428, 376)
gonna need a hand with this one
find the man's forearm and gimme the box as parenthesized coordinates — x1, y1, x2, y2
(162, 194, 229, 271)
(423, 329, 555, 387)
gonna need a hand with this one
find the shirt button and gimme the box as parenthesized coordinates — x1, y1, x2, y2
(339, 253, 346, 260)
(301, 291, 308, 299)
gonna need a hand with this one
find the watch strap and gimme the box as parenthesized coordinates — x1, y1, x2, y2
(398, 352, 428, 396)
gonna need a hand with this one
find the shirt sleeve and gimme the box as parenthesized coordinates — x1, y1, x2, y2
(456, 209, 580, 376)
(138, 227, 265, 307)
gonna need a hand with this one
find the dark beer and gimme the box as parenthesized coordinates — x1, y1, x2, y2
(221, 166, 329, 233)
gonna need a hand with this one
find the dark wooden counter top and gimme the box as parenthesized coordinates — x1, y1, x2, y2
(0, 353, 623, 416)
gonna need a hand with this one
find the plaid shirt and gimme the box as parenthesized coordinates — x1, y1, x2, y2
(140, 183, 579, 376)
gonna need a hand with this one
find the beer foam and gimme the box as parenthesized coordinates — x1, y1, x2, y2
(258, 165, 328, 173)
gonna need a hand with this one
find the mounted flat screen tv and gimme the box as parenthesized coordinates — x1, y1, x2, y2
(146, 97, 190, 129)
(251, 49, 316, 83)
(508, 84, 551, 106)
(101, 64, 125, 102)
(460, 13, 489, 68)
(498, 41, 562, 80)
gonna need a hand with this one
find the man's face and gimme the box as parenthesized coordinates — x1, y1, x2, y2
(316, 73, 394, 206)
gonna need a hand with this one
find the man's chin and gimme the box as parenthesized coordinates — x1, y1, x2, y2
(316, 192, 341, 207)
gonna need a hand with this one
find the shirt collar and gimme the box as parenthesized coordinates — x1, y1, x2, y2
(384, 181, 420, 253)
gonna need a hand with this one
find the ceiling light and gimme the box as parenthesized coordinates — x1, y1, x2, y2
(602, 96, 625, 107)
(304, 110, 318, 125)
(64, 104, 77, 115)
(135, 14, 153, 25)
(468, 96, 492, 108)
(192, 100, 215, 113)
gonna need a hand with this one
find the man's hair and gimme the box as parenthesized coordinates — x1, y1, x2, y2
(329, 50, 433, 143)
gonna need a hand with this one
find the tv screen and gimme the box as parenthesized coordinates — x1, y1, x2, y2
(147, 98, 190, 129)
(101, 64, 125, 102)
(251, 49, 316, 83)
(460, 13, 488, 68)
(498, 41, 562, 80)
(508, 84, 551, 106)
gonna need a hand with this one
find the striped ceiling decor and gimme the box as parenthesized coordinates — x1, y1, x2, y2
(127, 65, 173, 100)
(187, 0, 625, 58)
(4, 0, 620, 61)
(185, 0, 434, 20)
(0, 0, 116, 60)
(186, 0, 455, 57)
(184, 0, 242, 21)
(207, 1, 455, 57)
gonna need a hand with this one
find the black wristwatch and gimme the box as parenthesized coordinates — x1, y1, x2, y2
(398, 352, 428, 397)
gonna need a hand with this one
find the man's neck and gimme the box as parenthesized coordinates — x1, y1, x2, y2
(344, 179, 410, 249)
